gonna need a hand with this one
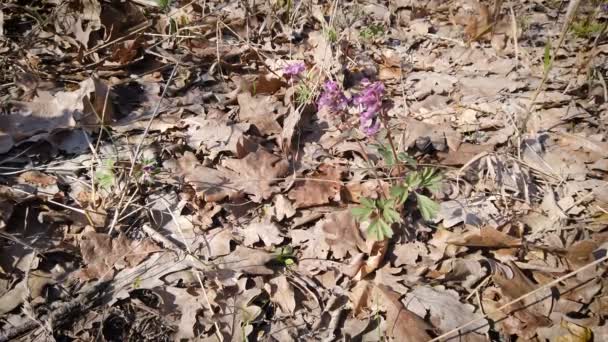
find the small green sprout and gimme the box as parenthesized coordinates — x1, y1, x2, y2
(295, 83, 313, 104)
(95, 158, 116, 190)
(359, 24, 385, 41)
(324, 26, 338, 43)
(274, 246, 296, 266)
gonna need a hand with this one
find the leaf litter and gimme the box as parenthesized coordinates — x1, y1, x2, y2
(1, 0, 608, 341)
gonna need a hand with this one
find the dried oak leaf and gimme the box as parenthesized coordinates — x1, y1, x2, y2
(1, 77, 113, 153)
(171, 152, 239, 202)
(241, 221, 284, 247)
(79, 232, 158, 280)
(349, 281, 433, 341)
(223, 147, 289, 202)
(319, 210, 367, 260)
(288, 163, 344, 208)
(405, 285, 489, 342)
(264, 275, 296, 314)
(183, 116, 251, 158)
(237, 92, 283, 135)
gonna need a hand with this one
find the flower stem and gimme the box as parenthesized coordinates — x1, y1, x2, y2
(379, 108, 401, 175)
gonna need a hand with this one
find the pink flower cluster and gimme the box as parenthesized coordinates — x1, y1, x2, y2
(317, 80, 349, 112)
(317, 79, 385, 136)
(283, 62, 306, 79)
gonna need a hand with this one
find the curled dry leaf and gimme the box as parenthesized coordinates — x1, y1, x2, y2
(288, 163, 343, 208)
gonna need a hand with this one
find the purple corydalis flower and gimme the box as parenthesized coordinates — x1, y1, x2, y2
(317, 80, 349, 112)
(354, 80, 384, 136)
(283, 62, 306, 78)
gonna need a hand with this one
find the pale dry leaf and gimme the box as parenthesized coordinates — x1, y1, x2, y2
(376, 284, 434, 341)
(317, 210, 366, 260)
(273, 194, 296, 221)
(265, 275, 296, 314)
(288, 163, 343, 208)
(170, 152, 239, 202)
(184, 116, 251, 158)
(219, 246, 274, 275)
(0, 77, 112, 153)
(241, 221, 284, 247)
(223, 147, 289, 202)
(405, 285, 490, 342)
(237, 92, 283, 135)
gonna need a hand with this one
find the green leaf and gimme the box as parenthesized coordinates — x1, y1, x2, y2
(352, 206, 374, 221)
(366, 220, 383, 240)
(360, 197, 375, 209)
(420, 167, 442, 192)
(416, 193, 440, 221)
(390, 185, 409, 205)
(405, 171, 422, 189)
(366, 218, 393, 241)
(398, 152, 417, 167)
(543, 40, 552, 74)
(383, 207, 401, 224)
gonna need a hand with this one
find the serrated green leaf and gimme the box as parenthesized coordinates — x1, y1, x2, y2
(352, 206, 374, 221)
(383, 207, 401, 224)
(416, 193, 440, 221)
(398, 152, 417, 167)
(360, 197, 375, 209)
(405, 171, 422, 189)
(543, 40, 552, 74)
(379, 219, 393, 238)
(366, 220, 383, 240)
(420, 168, 442, 192)
(366, 218, 393, 241)
(390, 185, 409, 205)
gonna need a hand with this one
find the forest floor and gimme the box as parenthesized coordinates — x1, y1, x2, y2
(1, 0, 608, 341)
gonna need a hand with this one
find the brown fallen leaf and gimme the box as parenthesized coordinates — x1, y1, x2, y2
(0, 77, 113, 153)
(183, 116, 251, 159)
(350, 281, 433, 341)
(223, 147, 289, 202)
(17, 171, 57, 187)
(265, 275, 296, 314)
(288, 163, 343, 208)
(171, 152, 239, 202)
(237, 92, 284, 135)
(78, 232, 159, 281)
(447, 227, 521, 248)
(241, 221, 284, 247)
(219, 246, 275, 275)
(319, 210, 367, 260)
